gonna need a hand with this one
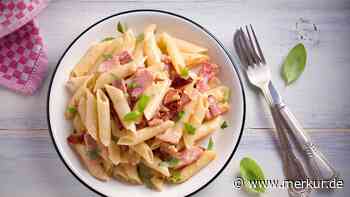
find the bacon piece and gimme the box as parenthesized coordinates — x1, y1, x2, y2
(171, 75, 193, 89)
(67, 133, 84, 145)
(196, 62, 219, 92)
(147, 118, 163, 127)
(159, 143, 178, 155)
(163, 89, 181, 105)
(116, 51, 132, 65)
(127, 68, 153, 98)
(112, 79, 127, 93)
(178, 91, 191, 107)
(205, 95, 228, 120)
(174, 147, 204, 169)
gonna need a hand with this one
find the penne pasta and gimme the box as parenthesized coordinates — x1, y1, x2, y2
(171, 150, 216, 183)
(205, 85, 230, 102)
(94, 58, 141, 91)
(182, 52, 209, 67)
(66, 75, 90, 93)
(72, 143, 110, 181)
(130, 142, 154, 164)
(122, 29, 136, 53)
(77, 96, 87, 124)
(174, 37, 208, 54)
(85, 90, 99, 140)
(143, 79, 171, 120)
(144, 24, 163, 68)
(105, 85, 136, 132)
(161, 33, 186, 74)
(108, 140, 121, 165)
(73, 114, 86, 133)
(72, 41, 111, 77)
(97, 89, 111, 146)
(194, 116, 223, 143)
(118, 120, 174, 145)
(150, 176, 164, 191)
(142, 156, 170, 177)
(113, 164, 142, 184)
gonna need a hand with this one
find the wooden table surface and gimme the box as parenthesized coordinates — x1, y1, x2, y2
(1, 0, 350, 196)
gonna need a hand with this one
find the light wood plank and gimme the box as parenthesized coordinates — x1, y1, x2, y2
(0, 0, 349, 130)
(0, 129, 348, 196)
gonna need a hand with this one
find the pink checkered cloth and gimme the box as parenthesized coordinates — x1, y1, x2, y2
(0, 0, 49, 95)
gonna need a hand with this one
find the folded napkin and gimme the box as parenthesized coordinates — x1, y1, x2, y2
(0, 0, 49, 95)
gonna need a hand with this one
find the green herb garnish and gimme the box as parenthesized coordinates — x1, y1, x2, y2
(240, 157, 267, 193)
(87, 148, 100, 160)
(102, 53, 113, 60)
(176, 111, 185, 122)
(221, 121, 228, 129)
(184, 122, 196, 135)
(207, 137, 214, 150)
(179, 67, 189, 78)
(282, 43, 307, 85)
(101, 37, 115, 42)
(136, 33, 144, 44)
(123, 111, 141, 122)
(117, 21, 127, 34)
(67, 106, 77, 114)
(135, 94, 150, 113)
(223, 88, 230, 102)
(169, 171, 182, 183)
(128, 82, 139, 89)
(167, 157, 180, 167)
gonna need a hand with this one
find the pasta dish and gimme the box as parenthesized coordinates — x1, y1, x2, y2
(65, 22, 230, 191)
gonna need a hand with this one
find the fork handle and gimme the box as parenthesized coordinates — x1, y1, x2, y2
(276, 103, 338, 181)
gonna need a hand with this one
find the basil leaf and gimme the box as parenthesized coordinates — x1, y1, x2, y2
(67, 107, 77, 114)
(176, 111, 185, 122)
(135, 94, 150, 113)
(184, 122, 196, 135)
(101, 37, 115, 42)
(282, 43, 307, 85)
(180, 67, 189, 78)
(136, 33, 144, 44)
(123, 111, 141, 122)
(207, 137, 214, 150)
(117, 21, 127, 34)
(240, 157, 267, 193)
(221, 121, 228, 129)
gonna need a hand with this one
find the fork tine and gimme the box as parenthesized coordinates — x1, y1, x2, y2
(235, 30, 250, 66)
(245, 25, 261, 64)
(250, 24, 266, 64)
(239, 27, 255, 65)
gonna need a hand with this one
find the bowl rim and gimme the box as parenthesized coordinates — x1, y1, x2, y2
(47, 9, 246, 197)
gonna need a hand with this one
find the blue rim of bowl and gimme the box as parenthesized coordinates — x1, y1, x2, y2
(47, 9, 246, 197)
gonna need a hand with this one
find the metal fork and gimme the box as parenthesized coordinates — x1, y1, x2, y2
(234, 25, 338, 194)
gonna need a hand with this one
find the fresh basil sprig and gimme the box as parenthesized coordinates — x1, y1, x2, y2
(240, 157, 267, 193)
(282, 43, 307, 85)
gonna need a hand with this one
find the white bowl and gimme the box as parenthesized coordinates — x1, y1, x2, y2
(47, 9, 246, 197)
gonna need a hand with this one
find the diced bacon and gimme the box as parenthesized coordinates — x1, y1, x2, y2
(136, 116, 147, 130)
(156, 128, 182, 144)
(159, 143, 178, 155)
(67, 133, 84, 145)
(178, 91, 191, 108)
(163, 89, 181, 105)
(112, 79, 127, 93)
(205, 95, 227, 120)
(128, 68, 153, 98)
(196, 62, 219, 92)
(171, 75, 193, 89)
(161, 55, 172, 66)
(174, 147, 204, 169)
(147, 118, 163, 127)
(116, 51, 133, 65)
